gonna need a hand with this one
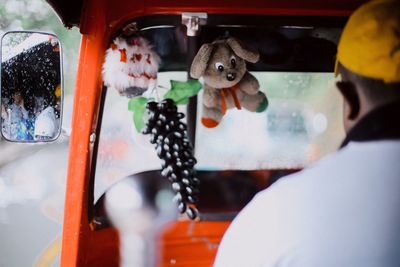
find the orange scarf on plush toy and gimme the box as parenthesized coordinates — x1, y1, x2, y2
(220, 85, 242, 115)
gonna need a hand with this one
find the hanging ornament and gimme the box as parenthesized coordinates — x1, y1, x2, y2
(142, 99, 200, 220)
(190, 37, 268, 128)
(127, 80, 202, 220)
(102, 36, 161, 98)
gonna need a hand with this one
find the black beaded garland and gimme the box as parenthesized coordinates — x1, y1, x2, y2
(142, 98, 199, 220)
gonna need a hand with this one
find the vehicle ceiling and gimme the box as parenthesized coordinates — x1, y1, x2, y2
(46, 0, 366, 29)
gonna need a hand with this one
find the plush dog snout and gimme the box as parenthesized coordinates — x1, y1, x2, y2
(227, 73, 236, 81)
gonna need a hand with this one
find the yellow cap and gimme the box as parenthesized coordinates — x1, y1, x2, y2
(335, 0, 400, 83)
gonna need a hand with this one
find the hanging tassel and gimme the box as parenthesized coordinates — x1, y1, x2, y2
(102, 36, 161, 98)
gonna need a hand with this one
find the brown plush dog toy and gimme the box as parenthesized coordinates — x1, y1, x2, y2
(190, 37, 268, 128)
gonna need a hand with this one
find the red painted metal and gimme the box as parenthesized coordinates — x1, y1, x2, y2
(157, 221, 230, 267)
(61, 0, 110, 265)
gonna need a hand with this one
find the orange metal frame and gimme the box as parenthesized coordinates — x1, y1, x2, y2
(62, 0, 364, 266)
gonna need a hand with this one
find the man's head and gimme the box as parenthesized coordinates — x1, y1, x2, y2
(336, 65, 400, 132)
(335, 0, 400, 133)
(13, 91, 23, 105)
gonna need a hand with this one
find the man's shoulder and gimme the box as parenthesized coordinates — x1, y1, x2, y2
(256, 151, 340, 200)
(215, 141, 400, 267)
(214, 159, 335, 267)
(246, 138, 399, 208)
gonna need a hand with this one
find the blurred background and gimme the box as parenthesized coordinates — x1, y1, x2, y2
(0, 1, 80, 266)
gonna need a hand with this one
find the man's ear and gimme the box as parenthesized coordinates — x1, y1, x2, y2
(336, 81, 360, 119)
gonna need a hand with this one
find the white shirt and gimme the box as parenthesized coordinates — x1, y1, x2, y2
(9, 102, 28, 123)
(34, 106, 57, 138)
(3, 103, 29, 139)
(214, 141, 400, 267)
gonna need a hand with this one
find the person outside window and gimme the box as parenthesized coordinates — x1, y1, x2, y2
(2, 90, 33, 140)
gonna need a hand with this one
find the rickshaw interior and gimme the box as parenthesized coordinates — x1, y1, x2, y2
(87, 13, 346, 266)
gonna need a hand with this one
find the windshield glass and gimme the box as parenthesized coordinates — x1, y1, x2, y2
(196, 72, 344, 170)
(94, 72, 186, 201)
(94, 22, 345, 201)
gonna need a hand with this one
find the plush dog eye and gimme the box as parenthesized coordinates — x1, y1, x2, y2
(231, 57, 236, 67)
(215, 62, 224, 72)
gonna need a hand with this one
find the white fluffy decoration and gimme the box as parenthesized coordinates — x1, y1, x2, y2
(102, 37, 161, 97)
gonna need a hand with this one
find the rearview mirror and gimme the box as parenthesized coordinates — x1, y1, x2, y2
(1, 31, 63, 142)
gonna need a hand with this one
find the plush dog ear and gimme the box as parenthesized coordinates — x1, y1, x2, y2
(190, 43, 213, 79)
(227, 38, 259, 63)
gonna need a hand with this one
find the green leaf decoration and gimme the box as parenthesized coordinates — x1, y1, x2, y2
(127, 80, 202, 133)
(128, 97, 148, 132)
(164, 80, 202, 105)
